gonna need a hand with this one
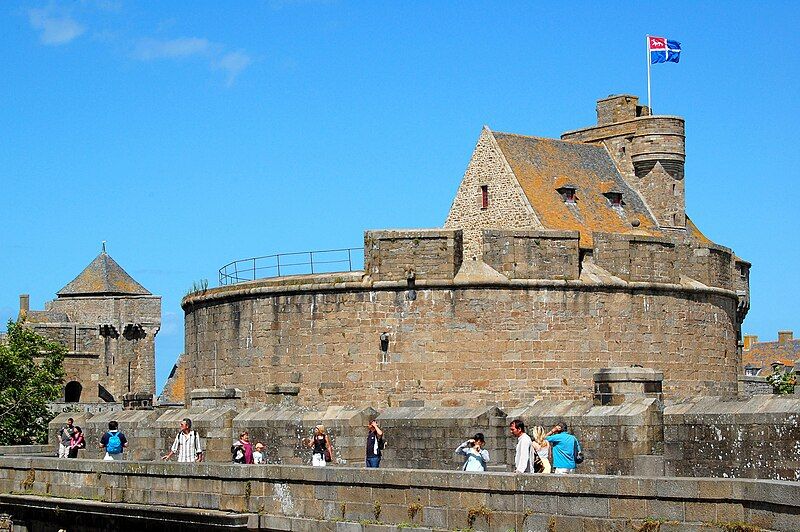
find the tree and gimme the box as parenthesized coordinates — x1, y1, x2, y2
(0, 320, 66, 445)
(766, 363, 797, 395)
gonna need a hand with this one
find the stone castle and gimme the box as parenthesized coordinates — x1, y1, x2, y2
(179, 94, 750, 409)
(1, 94, 798, 532)
(19, 248, 160, 407)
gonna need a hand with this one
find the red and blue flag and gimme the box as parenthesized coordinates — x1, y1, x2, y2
(649, 36, 681, 64)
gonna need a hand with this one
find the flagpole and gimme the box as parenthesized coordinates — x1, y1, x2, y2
(646, 34, 652, 112)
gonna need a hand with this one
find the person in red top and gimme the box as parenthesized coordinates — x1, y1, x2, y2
(231, 431, 254, 464)
(67, 426, 85, 458)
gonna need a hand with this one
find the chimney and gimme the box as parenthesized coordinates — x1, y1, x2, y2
(596, 94, 650, 126)
(19, 294, 30, 315)
(743, 334, 758, 351)
(778, 331, 793, 344)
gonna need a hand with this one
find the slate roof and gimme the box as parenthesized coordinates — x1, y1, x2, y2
(491, 131, 662, 248)
(57, 252, 151, 297)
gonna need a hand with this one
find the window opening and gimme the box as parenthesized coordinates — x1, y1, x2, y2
(480, 185, 489, 209)
(557, 186, 577, 204)
(65, 381, 82, 402)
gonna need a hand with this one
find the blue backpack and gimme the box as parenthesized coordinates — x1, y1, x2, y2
(106, 432, 123, 454)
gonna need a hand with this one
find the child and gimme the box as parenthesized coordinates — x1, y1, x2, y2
(253, 442, 266, 464)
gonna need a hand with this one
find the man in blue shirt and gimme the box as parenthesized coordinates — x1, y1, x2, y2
(545, 421, 581, 474)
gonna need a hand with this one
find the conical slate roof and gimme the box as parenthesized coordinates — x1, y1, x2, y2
(57, 251, 151, 297)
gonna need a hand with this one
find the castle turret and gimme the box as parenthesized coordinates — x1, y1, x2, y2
(561, 94, 686, 230)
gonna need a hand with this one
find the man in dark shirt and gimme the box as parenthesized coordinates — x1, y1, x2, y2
(365, 419, 385, 468)
(99, 420, 128, 461)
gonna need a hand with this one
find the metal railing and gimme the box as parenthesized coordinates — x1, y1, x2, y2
(219, 247, 363, 286)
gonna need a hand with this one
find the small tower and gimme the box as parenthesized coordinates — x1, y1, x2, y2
(23, 247, 160, 405)
(562, 94, 686, 230)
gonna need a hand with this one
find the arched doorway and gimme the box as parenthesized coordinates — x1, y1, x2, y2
(64, 381, 82, 402)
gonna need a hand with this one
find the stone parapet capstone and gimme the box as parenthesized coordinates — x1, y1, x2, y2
(0, 457, 797, 531)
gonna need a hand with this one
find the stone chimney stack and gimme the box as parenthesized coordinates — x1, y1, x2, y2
(778, 331, 793, 344)
(19, 294, 29, 316)
(561, 94, 686, 230)
(596, 94, 650, 125)
(743, 334, 758, 350)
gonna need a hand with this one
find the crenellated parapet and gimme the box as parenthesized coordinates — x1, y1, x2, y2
(481, 229, 580, 280)
(593, 232, 678, 284)
(364, 229, 463, 282)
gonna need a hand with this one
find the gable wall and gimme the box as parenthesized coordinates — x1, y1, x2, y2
(444, 128, 539, 259)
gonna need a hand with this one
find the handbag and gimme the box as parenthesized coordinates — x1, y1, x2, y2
(324, 435, 333, 462)
(573, 438, 584, 465)
(533, 452, 544, 473)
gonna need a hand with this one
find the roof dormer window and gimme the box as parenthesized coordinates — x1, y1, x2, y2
(557, 186, 577, 204)
(603, 191, 623, 207)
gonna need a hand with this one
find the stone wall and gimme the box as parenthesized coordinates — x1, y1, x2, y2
(510, 398, 664, 477)
(30, 295, 160, 402)
(482, 229, 580, 280)
(364, 230, 462, 282)
(46, 393, 800, 483)
(444, 127, 541, 260)
(183, 282, 739, 407)
(664, 395, 800, 481)
(593, 232, 678, 283)
(0, 457, 798, 531)
(49, 406, 378, 466)
(376, 406, 508, 470)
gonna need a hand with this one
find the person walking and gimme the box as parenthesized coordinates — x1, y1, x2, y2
(545, 421, 582, 474)
(67, 426, 85, 458)
(365, 419, 385, 468)
(455, 433, 490, 472)
(58, 418, 77, 458)
(510, 419, 534, 473)
(304, 425, 335, 466)
(100, 420, 127, 461)
(530, 426, 552, 474)
(162, 418, 203, 463)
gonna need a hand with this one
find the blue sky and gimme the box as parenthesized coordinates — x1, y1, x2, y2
(2, 1, 799, 392)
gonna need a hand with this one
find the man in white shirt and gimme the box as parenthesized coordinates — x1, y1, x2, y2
(510, 419, 533, 473)
(162, 418, 203, 463)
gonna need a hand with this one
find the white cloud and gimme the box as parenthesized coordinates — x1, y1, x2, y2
(133, 37, 252, 86)
(28, 8, 86, 46)
(214, 50, 252, 86)
(132, 37, 213, 60)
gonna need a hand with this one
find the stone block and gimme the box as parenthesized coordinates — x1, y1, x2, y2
(714, 502, 744, 522)
(557, 495, 609, 518)
(646, 499, 684, 521)
(681, 501, 715, 525)
(422, 506, 448, 529)
(609, 497, 648, 519)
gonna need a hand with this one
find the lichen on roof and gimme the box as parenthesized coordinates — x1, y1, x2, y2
(57, 251, 151, 297)
(492, 132, 660, 248)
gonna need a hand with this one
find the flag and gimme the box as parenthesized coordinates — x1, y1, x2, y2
(649, 36, 681, 64)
